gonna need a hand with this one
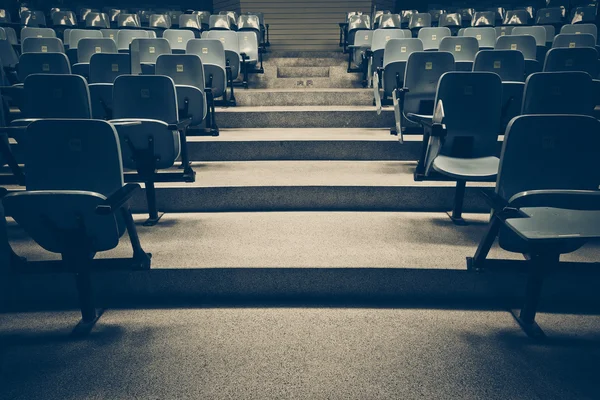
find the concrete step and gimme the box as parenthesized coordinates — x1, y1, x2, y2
(216, 106, 392, 128)
(277, 66, 330, 78)
(234, 89, 373, 106)
(248, 65, 363, 89)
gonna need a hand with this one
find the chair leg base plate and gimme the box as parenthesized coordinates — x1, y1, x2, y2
(447, 212, 467, 226)
(143, 212, 164, 227)
(71, 309, 104, 338)
(510, 309, 546, 340)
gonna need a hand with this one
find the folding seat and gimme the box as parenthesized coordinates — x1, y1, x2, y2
(88, 53, 130, 119)
(17, 53, 71, 83)
(400, 10, 417, 28)
(428, 9, 446, 27)
(74, 38, 117, 77)
(246, 11, 269, 46)
(109, 74, 195, 225)
(439, 36, 479, 71)
(514, 5, 536, 23)
(155, 54, 217, 135)
(2, 118, 151, 334)
(487, 7, 507, 26)
(552, 33, 596, 48)
(347, 29, 373, 77)
(210, 14, 231, 31)
(51, 11, 77, 27)
(21, 37, 64, 54)
(378, 14, 401, 29)
(521, 71, 594, 115)
(116, 30, 148, 52)
(187, 39, 228, 103)
(496, 34, 541, 74)
(512, 26, 549, 62)
(495, 26, 514, 38)
(366, 29, 404, 87)
(457, 8, 475, 27)
(503, 9, 530, 26)
(571, 6, 597, 24)
(540, 25, 556, 46)
(439, 13, 462, 35)
(376, 38, 424, 105)
(238, 15, 263, 47)
(21, 27, 56, 41)
(472, 11, 496, 27)
(237, 31, 264, 86)
(560, 23, 597, 42)
(463, 27, 496, 49)
(373, 11, 390, 29)
(163, 29, 194, 53)
(21, 11, 46, 27)
(535, 7, 564, 26)
(86, 12, 110, 28)
(108, 8, 126, 27)
(118, 13, 141, 28)
(150, 14, 171, 30)
(179, 14, 202, 37)
(101, 28, 120, 42)
(346, 14, 370, 52)
(473, 50, 526, 132)
(195, 11, 212, 31)
(408, 13, 431, 36)
(167, 11, 183, 28)
(219, 11, 238, 30)
(137, 10, 153, 27)
(543, 47, 600, 77)
(67, 29, 103, 64)
(205, 30, 241, 81)
(0, 9, 11, 23)
(468, 114, 600, 338)
(79, 8, 97, 23)
(388, 51, 455, 141)
(418, 27, 451, 51)
(129, 38, 171, 75)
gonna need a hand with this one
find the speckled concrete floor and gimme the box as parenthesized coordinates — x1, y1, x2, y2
(0, 308, 599, 400)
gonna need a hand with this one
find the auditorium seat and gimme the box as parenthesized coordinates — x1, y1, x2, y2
(463, 27, 496, 49)
(210, 14, 231, 31)
(535, 7, 564, 30)
(378, 14, 401, 29)
(400, 10, 417, 28)
(73, 37, 117, 77)
(167, 11, 183, 28)
(21, 37, 64, 54)
(149, 14, 171, 30)
(21, 10, 47, 27)
(129, 38, 171, 74)
(21, 27, 56, 41)
(512, 26, 548, 62)
(543, 47, 600, 77)
(3, 27, 18, 46)
(428, 9, 446, 27)
(219, 11, 238, 30)
(51, 10, 77, 27)
(439, 12, 461, 35)
(378, 38, 424, 104)
(495, 34, 541, 74)
(100, 28, 119, 41)
(345, 14, 370, 53)
(457, 8, 474, 27)
(412, 71, 502, 224)
(116, 30, 149, 52)
(2, 118, 151, 335)
(195, 11, 212, 31)
(503, 9, 530, 26)
(67, 29, 103, 64)
(88, 53, 130, 119)
(163, 29, 194, 53)
(521, 71, 594, 115)
(571, 6, 597, 24)
(495, 26, 514, 38)
(204, 30, 241, 85)
(552, 32, 596, 48)
(408, 13, 432, 36)
(187, 38, 229, 104)
(118, 13, 141, 28)
(179, 14, 202, 36)
(238, 14, 263, 48)
(560, 23, 598, 42)
(487, 7, 507, 26)
(347, 29, 372, 75)
(540, 25, 556, 46)
(418, 27, 451, 51)
(366, 29, 404, 87)
(109, 74, 195, 225)
(439, 36, 479, 71)
(137, 10, 153, 27)
(17, 52, 71, 83)
(469, 114, 600, 338)
(237, 31, 263, 87)
(472, 11, 496, 27)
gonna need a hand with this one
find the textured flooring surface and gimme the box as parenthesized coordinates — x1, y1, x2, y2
(6, 212, 600, 269)
(0, 308, 599, 400)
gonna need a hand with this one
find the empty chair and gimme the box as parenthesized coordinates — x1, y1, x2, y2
(495, 26, 514, 38)
(74, 38, 118, 76)
(21, 74, 92, 119)
(400, 10, 417, 28)
(408, 13, 432, 35)
(137, 10, 153, 27)
(238, 14, 262, 46)
(561, 23, 597, 42)
(17, 53, 71, 82)
(195, 11, 212, 31)
(52, 10, 77, 26)
(21, 10, 46, 27)
(540, 25, 557, 46)
(150, 14, 171, 29)
(463, 27, 496, 49)
(118, 13, 141, 28)
(379, 14, 401, 29)
(552, 33, 596, 48)
(101, 28, 120, 41)
(521, 71, 594, 115)
(21, 27, 56, 41)
(535, 7, 564, 27)
(470, 114, 600, 339)
(367, 29, 404, 86)
(69, 29, 104, 49)
(503, 9, 530, 25)
(116, 30, 148, 52)
(347, 29, 373, 75)
(187, 39, 227, 102)
(88, 53, 131, 119)
(163, 29, 194, 53)
(496, 34, 541, 74)
(439, 36, 479, 71)
(129, 38, 171, 75)
(346, 14, 370, 51)
(571, 6, 597, 24)
(513, 26, 547, 46)
(543, 47, 600, 76)
(472, 11, 496, 27)
(458, 8, 475, 27)
(429, 9, 446, 27)
(205, 30, 241, 84)
(0, 39, 19, 72)
(2, 118, 151, 334)
(412, 72, 503, 224)
(179, 14, 202, 36)
(86, 12, 110, 28)
(378, 38, 424, 102)
(439, 12, 462, 34)
(237, 31, 263, 87)
(109, 74, 194, 225)
(210, 14, 230, 30)
(21, 37, 64, 54)
(168, 10, 183, 27)
(418, 27, 451, 51)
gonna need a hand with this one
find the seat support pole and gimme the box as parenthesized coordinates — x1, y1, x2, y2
(450, 180, 467, 225)
(143, 180, 162, 226)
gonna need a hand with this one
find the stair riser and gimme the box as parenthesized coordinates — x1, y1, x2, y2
(217, 110, 394, 128)
(234, 91, 373, 106)
(277, 66, 331, 78)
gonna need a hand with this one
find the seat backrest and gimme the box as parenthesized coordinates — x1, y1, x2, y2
(18, 53, 71, 81)
(79, 8, 96, 22)
(561, 23, 598, 42)
(210, 14, 231, 30)
(52, 10, 77, 26)
(429, 9, 446, 23)
(130, 38, 171, 64)
(543, 47, 600, 76)
(404, 51, 455, 116)
(472, 11, 496, 27)
(458, 8, 475, 22)
(187, 38, 226, 68)
(108, 8, 125, 23)
(238, 14, 260, 31)
(155, 54, 205, 89)
(418, 27, 451, 50)
(495, 26, 514, 38)
(383, 38, 424, 66)
(439, 36, 479, 61)
(436, 72, 503, 157)
(21, 37, 64, 54)
(371, 29, 404, 51)
(496, 115, 600, 202)
(496, 34, 537, 60)
(150, 14, 171, 29)
(553, 33, 596, 48)
(78, 38, 118, 63)
(112, 74, 178, 122)
(89, 53, 131, 83)
(540, 25, 556, 44)
(21, 27, 56, 41)
(116, 29, 148, 51)
(21, 10, 47, 27)
(238, 32, 259, 61)
(206, 30, 239, 52)
(348, 14, 371, 32)
(352, 29, 373, 47)
(571, 6, 597, 24)
(521, 71, 594, 115)
(512, 26, 547, 46)
(179, 14, 201, 30)
(379, 14, 401, 29)
(100, 29, 120, 41)
(69, 29, 103, 49)
(463, 27, 496, 49)
(118, 13, 141, 27)
(163, 29, 195, 51)
(24, 74, 92, 119)
(137, 10, 153, 26)
(536, 7, 563, 24)
(439, 12, 462, 27)
(473, 49, 525, 82)
(408, 13, 431, 29)
(195, 11, 212, 27)
(503, 9, 529, 25)
(168, 11, 183, 26)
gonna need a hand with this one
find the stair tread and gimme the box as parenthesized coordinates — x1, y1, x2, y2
(217, 105, 390, 112)
(188, 128, 402, 142)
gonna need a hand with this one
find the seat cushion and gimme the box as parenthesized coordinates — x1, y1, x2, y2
(432, 155, 499, 180)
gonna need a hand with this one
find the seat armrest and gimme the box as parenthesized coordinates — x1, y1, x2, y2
(508, 190, 600, 211)
(110, 121, 143, 127)
(96, 183, 141, 215)
(167, 117, 192, 131)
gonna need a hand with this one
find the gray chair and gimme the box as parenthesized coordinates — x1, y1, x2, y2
(560, 23, 597, 42)
(129, 38, 171, 75)
(88, 53, 130, 119)
(535, 7, 563, 27)
(209, 14, 231, 30)
(21, 10, 46, 27)
(463, 27, 496, 49)
(0, 39, 19, 70)
(439, 12, 462, 35)
(100, 29, 120, 41)
(496, 34, 541, 75)
(347, 29, 373, 79)
(513, 26, 547, 46)
(117, 13, 141, 28)
(163, 29, 195, 53)
(21, 27, 56, 41)
(21, 74, 92, 120)
(3, 27, 18, 46)
(469, 114, 600, 338)
(168, 11, 183, 28)
(472, 11, 495, 27)
(21, 37, 65, 54)
(418, 27, 451, 51)
(237, 31, 263, 86)
(379, 38, 424, 101)
(346, 14, 370, 51)
(521, 71, 594, 115)
(412, 72, 503, 224)
(116, 30, 148, 52)
(408, 12, 432, 35)
(2, 118, 150, 335)
(69, 29, 103, 49)
(543, 47, 600, 77)
(495, 26, 514, 38)
(85, 12, 110, 28)
(195, 11, 212, 30)
(368, 29, 404, 85)
(439, 36, 479, 71)
(503, 9, 529, 25)
(540, 25, 557, 46)
(74, 38, 118, 77)
(109, 74, 194, 225)
(205, 30, 241, 82)
(179, 14, 202, 35)
(150, 14, 171, 29)
(187, 39, 228, 102)
(552, 33, 596, 48)
(52, 10, 77, 26)
(379, 14, 401, 29)
(238, 14, 263, 46)
(17, 52, 71, 82)
(137, 10, 153, 27)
